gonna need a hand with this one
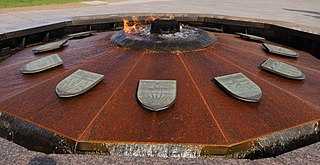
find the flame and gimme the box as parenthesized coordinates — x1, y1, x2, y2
(123, 18, 143, 34)
(145, 16, 159, 24)
(123, 15, 176, 34)
(169, 15, 175, 20)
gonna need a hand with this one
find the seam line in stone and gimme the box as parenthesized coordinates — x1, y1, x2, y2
(78, 52, 145, 140)
(220, 41, 320, 74)
(177, 53, 230, 143)
(0, 48, 118, 103)
(210, 45, 320, 110)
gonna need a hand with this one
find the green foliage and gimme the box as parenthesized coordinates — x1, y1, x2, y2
(0, 0, 87, 8)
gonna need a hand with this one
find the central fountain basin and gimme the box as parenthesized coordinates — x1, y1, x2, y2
(111, 17, 216, 52)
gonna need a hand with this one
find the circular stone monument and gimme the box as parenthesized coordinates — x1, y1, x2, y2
(0, 14, 319, 159)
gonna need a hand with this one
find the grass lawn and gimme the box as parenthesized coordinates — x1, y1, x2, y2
(0, 0, 91, 8)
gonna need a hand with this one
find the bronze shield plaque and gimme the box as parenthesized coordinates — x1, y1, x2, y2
(56, 69, 104, 97)
(137, 80, 176, 111)
(33, 39, 68, 54)
(236, 32, 265, 42)
(20, 54, 63, 74)
(67, 31, 96, 39)
(214, 73, 262, 102)
(260, 58, 305, 80)
(262, 43, 299, 58)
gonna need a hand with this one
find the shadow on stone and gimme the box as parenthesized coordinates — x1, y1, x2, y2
(303, 14, 320, 20)
(28, 155, 57, 165)
(283, 8, 320, 16)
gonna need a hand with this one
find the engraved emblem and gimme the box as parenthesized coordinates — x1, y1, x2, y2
(214, 73, 262, 102)
(262, 43, 299, 58)
(260, 58, 305, 80)
(236, 32, 265, 42)
(20, 54, 63, 74)
(56, 69, 104, 97)
(67, 31, 96, 39)
(137, 80, 176, 111)
(200, 26, 223, 32)
(33, 39, 68, 54)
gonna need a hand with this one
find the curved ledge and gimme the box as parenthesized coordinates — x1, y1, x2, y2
(201, 121, 320, 159)
(0, 13, 319, 61)
(1, 112, 318, 158)
(0, 112, 75, 154)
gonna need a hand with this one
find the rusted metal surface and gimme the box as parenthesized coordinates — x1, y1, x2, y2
(0, 32, 142, 139)
(79, 51, 228, 145)
(0, 32, 319, 158)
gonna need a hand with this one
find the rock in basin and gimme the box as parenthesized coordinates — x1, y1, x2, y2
(111, 26, 216, 52)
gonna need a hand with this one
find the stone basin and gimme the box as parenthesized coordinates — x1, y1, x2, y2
(0, 14, 319, 159)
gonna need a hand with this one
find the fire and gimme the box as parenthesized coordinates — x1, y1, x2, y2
(145, 16, 159, 24)
(123, 18, 143, 34)
(123, 15, 175, 34)
(169, 15, 175, 20)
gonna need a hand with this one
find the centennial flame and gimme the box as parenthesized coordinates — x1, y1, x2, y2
(145, 16, 160, 24)
(123, 18, 142, 34)
(123, 16, 175, 34)
(168, 15, 175, 20)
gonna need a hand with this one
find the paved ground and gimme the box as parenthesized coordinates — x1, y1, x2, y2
(0, 0, 320, 32)
(1, 0, 320, 164)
